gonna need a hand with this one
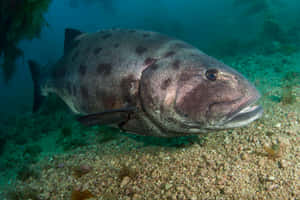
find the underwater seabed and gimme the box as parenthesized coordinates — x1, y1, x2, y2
(0, 50, 299, 200)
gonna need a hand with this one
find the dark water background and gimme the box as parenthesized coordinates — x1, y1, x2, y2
(1, 0, 300, 115)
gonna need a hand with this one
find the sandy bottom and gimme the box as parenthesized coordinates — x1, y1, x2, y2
(0, 52, 299, 200)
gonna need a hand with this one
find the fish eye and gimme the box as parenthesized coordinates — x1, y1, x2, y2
(205, 69, 218, 81)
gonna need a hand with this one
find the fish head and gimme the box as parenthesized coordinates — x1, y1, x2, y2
(140, 50, 263, 135)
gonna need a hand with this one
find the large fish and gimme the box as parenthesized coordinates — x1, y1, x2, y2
(28, 28, 263, 137)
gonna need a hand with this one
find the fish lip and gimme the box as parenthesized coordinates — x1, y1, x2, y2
(222, 93, 263, 127)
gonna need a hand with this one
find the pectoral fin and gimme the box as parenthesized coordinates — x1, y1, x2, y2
(77, 107, 135, 126)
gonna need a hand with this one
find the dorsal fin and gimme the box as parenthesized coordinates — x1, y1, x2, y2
(64, 28, 83, 55)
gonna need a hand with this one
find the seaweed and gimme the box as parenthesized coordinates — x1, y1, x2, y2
(23, 144, 43, 162)
(69, 138, 88, 149)
(5, 187, 40, 200)
(261, 14, 286, 43)
(279, 44, 298, 56)
(281, 85, 296, 105)
(16, 165, 40, 181)
(280, 71, 299, 105)
(61, 126, 73, 138)
(118, 164, 138, 181)
(233, 0, 292, 52)
(233, 0, 269, 16)
(71, 189, 95, 200)
(264, 143, 281, 159)
(234, 0, 268, 16)
(0, 0, 51, 82)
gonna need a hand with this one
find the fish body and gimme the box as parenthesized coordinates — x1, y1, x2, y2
(28, 28, 263, 137)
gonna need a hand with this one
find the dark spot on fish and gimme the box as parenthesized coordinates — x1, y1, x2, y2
(144, 57, 157, 66)
(172, 59, 180, 70)
(161, 78, 172, 90)
(135, 46, 147, 55)
(176, 83, 208, 120)
(114, 43, 120, 48)
(179, 71, 194, 82)
(164, 51, 176, 58)
(97, 63, 112, 75)
(120, 74, 137, 104)
(102, 33, 112, 39)
(72, 51, 79, 61)
(80, 85, 89, 99)
(143, 33, 150, 38)
(93, 47, 102, 55)
(79, 64, 87, 76)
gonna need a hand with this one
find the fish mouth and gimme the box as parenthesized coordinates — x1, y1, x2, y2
(222, 96, 263, 128)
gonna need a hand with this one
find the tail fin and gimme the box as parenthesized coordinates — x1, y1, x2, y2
(28, 60, 45, 112)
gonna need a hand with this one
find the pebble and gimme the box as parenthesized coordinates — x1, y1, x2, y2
(165, 183, 173, 190)
(279, 159, 288, 169)
(177, 186, 184, 192)
(275, 123, 281, 128)
(132, 193, 142, 200)
(266, 176, 276, 182)
(240, 153, 248, 160)
(258, 159, 266, 167)
(120, 176, 131, 188)
(171, 194, 177, 200)
(278, 137, 290, 146)
(268, 184, 279, 191)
